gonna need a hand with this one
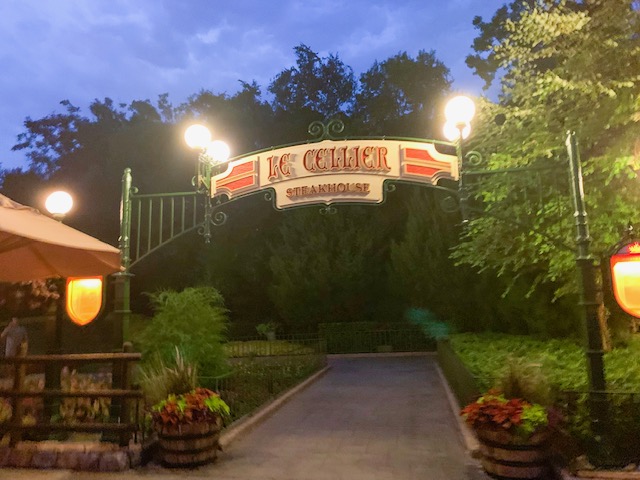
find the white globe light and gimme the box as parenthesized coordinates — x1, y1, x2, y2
(45, 191, 73, 216)
(205, 140, 230, 163)
(184, 124, 212, 149)
(444, 95, 476, 124)
(443, 120, 471, 142)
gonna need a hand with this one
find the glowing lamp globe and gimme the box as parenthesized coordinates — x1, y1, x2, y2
(184, 124, 212, 149)
(66, 276, 104, 326)
(445, 96, 476, 125)
(45, 191, 73, 216)
(610, 241, 640, 318)
(204, 140, 231, 163)
(443, 120, 471, 142)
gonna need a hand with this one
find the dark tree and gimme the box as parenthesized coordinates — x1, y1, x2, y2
(353, 50, 451, 137)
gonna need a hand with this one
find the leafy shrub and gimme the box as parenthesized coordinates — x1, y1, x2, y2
(136, 286, 229, 377)
(137, 348, 198, 406)
(224, 340, 318, 358)
(496, 358, 555, 407)
(256, 321, 279, 339)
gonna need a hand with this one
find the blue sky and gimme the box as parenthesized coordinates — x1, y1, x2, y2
(0, 0, 506, 170)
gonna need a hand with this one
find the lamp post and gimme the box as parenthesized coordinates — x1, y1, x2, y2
(184, 124, 230, 244)
(43, 190, 73, 421)
(443, 95, 475, 226)
(566, 132, 607, 433)
(443, 98, 607, 431)
(44, 190, 74, 353)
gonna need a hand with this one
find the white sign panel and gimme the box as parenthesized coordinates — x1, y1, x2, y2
(211, 139, 457, 210)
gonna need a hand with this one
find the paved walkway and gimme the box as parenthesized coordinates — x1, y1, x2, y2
(2, 354, 488, 479)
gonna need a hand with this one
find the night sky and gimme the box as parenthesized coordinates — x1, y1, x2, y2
(0, 0, 506, 169)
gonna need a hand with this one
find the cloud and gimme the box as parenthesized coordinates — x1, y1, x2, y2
(0, 0, 506, 169)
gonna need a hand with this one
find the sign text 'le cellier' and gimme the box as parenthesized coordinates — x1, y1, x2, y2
(210, 139, 458, 209)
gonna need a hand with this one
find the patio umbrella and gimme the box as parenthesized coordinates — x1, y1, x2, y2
(0, 193, 122, 282)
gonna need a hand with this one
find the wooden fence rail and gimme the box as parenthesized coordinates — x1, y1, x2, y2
(0, 344, 142, 447)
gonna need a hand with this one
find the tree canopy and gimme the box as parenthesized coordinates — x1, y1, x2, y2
(454, 0, 640, 300)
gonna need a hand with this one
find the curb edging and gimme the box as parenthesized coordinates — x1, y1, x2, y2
(219, 364, 331, 448)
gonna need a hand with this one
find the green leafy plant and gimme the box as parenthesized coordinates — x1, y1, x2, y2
(138, 347, 198, 406)
(256, 321, 279, 339)
(496, 357, 555, 407)
(136, 286, 229, 377)
(151, 387, 230, 428)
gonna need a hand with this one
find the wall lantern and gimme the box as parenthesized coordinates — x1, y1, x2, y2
(65, 276, 104, 326)
(609, 241, 640, 318)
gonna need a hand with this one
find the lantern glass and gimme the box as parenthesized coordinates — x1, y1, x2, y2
(66, 276, 104, 326)
(45, 191, 73, 216)
(610, 241, 640, 318)
(184, 124, 212, 149)
(204, 140, 230, 163)
(443, 120, 471, 141)
(444, 95, 476, 124)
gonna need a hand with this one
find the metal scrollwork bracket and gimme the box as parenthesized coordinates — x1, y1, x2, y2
(464, 150, 484, 168)
(319, 205, 338, 215)
(308, 119, 345, 141)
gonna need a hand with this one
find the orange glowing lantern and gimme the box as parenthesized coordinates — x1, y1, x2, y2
(610, 242, 640, 318)
(65, 276, 104, 326)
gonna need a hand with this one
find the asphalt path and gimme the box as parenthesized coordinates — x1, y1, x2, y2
(1, 354, 488, 480)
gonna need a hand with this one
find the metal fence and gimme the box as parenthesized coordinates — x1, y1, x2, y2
(200, 353, 327, 422)
(319, 326, 436, 354)
(558, 390, 640, 467)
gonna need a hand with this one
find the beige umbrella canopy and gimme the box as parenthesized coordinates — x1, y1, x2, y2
(0, 193, 122, 282)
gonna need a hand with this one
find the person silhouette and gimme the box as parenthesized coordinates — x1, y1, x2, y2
(1, 317, 28, 357)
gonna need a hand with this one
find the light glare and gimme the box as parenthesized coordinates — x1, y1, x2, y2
(45, 191, 73, 215)
(184, 124, 212, 149)
(444, 96, 476, 124)
(443, 120, 471, 141)
(205, 140, 231, 163)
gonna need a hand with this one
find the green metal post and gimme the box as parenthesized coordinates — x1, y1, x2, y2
(456, 129, 470, 225)
(113, 168, 133, 348)
(199, 154, 213, 244)
(566, 131, 608, 432)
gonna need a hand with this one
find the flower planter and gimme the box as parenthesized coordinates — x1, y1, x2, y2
(476, 428, 550, 480)
(156, 420, 222, 468)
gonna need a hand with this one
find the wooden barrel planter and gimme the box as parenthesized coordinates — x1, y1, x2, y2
(476, 428, 550, 480)
(156, 420, 222, 468)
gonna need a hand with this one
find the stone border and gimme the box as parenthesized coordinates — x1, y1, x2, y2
(0, 440, 140, 471)
(434, 363, 481, 456)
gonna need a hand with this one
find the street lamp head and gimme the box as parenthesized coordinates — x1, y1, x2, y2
(184, 124, 212, 150)
(204, 140, 231, 164)
(45, 190, 73, 219)
(443, 120, 471, 142)
(445, 95, 476, 125)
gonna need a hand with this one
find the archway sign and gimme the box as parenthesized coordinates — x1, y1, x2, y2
(113, 121, 459, 347)
(210, 138, 458, 209)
